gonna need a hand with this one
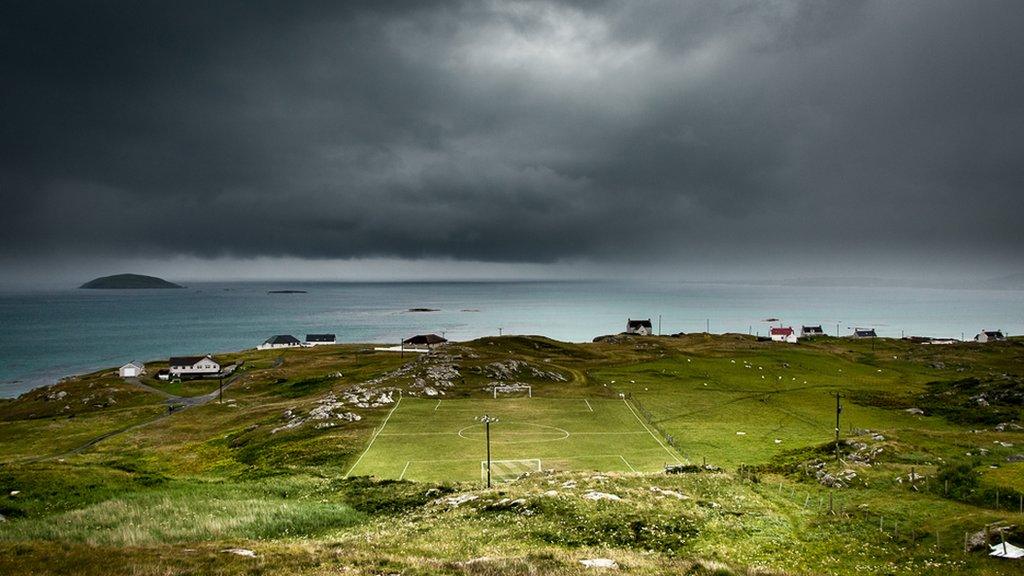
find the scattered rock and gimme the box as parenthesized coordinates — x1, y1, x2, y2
(904, 407, 925, 415)
(444, 494, 479, 508)
(582, 491, 621, 501)
(650, 487, 688, 500)
(580, 558, 618, 569)
(1007, 454, 1024, 462)
(222, 548, 256, 558)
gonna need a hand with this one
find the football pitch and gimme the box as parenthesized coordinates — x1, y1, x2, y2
(345, 396, 684, 483)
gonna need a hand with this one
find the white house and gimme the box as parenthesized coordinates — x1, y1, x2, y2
(305, 333, 337, 346)
(168, 355, 221, 377)
(258, 334, 302, 350)
(770, 327, 798, 343)
(975, 330, 1006, 343)
(801, 325, 825, 337)
(118, 361, 146, 378)
(626, 319, 653, 336)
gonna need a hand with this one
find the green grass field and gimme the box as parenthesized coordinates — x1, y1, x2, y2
(346, 396, 682, 483)
(1, 335, 1022, 575)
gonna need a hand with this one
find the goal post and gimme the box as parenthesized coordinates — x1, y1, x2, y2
(482, 458, 542, 483)
(493, 384, 532, 398)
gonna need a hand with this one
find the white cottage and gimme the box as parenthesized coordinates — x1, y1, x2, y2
(118, 361, 146, 378)
(258, 335, 302, 350)
(168, 355, 220, 377)
(975, 330, 1006, 343)
(626, 319, 653, 336)
(770, 327, 798, 343)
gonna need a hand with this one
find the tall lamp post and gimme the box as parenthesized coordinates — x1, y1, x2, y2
(477, 415, 498, 488)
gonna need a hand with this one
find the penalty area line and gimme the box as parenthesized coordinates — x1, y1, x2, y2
(344, 392, 403, 478)
(399, 461, 411, 480)
(585, 399, 593, 412)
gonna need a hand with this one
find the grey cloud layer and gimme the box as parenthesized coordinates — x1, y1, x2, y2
(2, 0, 1022, 264)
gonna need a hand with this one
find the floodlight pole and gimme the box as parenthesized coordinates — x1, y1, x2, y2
(479, 414, 497, 488)
(835, 392, 843, 461)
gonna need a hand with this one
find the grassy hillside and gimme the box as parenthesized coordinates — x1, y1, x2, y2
(0, 335, 1022, 574)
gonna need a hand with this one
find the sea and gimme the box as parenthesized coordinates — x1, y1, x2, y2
(1, 280, 1022, 398)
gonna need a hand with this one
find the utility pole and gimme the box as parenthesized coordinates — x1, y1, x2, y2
(706, 318, 710, 333)
(835, 392, 843, 461)
(478, 415, 498, 488)
(836, 322, 841, 337)
(658, 315, 662, 336)
(219, 376, 224, 404)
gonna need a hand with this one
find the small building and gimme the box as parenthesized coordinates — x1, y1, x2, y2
(258, 335, 302, 350)
(801, 325, 825, 337)
(853, 328, 877, 339)
(403, 334, 448, 348)
(975, 330, 1006, 343)
(770, 327, 798, 343)
(118, 361, 146, 378)
(305, 333, 337, 346)
(626, 319, 653, 336)
(168, 355, 220, 377)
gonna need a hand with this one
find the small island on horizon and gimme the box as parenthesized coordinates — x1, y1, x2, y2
(79, 273, 185, 290)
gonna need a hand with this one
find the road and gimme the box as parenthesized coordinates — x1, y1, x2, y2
(30, 372, 246, 462)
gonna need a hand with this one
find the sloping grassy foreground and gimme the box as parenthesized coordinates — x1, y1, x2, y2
(0, 335, 1022, 574)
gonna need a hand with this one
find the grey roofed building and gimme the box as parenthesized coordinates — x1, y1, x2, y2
(403, 334, 448, 347)
(258, 334, 302, 349)
(305, 333, 336, 343)
(801, 325, 825, 337)
(626, 318, 653, 335)
(169, 355, 207, 367)
(853, 328, 877, 338)
(975, 330, 1006, 343)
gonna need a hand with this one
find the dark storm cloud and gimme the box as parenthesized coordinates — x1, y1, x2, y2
(2, 0, 1023, 265)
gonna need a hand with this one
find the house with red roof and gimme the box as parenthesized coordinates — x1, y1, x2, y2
(770, 326, 798, 343)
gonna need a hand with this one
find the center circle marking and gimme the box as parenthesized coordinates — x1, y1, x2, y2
(457, 422, 570, 444)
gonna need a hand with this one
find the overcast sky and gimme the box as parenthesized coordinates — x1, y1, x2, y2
(2, 1, 1022, 285)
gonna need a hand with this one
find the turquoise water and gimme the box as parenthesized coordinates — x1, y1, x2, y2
(1, 281, 1022, 397)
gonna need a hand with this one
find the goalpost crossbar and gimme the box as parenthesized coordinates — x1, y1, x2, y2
(492, 384, 532, 398)
(481, 458, 542, 482)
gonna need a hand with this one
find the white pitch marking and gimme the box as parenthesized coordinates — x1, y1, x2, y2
(584, 399, 594, 412)
(399, 461, 411, 480)
(619, 455, 637, 473)
(345, 392, 403, 478)
(622, 397, 682, 464)
(434, 399, 441, 412)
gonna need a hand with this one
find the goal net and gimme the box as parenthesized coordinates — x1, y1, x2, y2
(493, 384, 532, 398)
(481, 459, 542, 483)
